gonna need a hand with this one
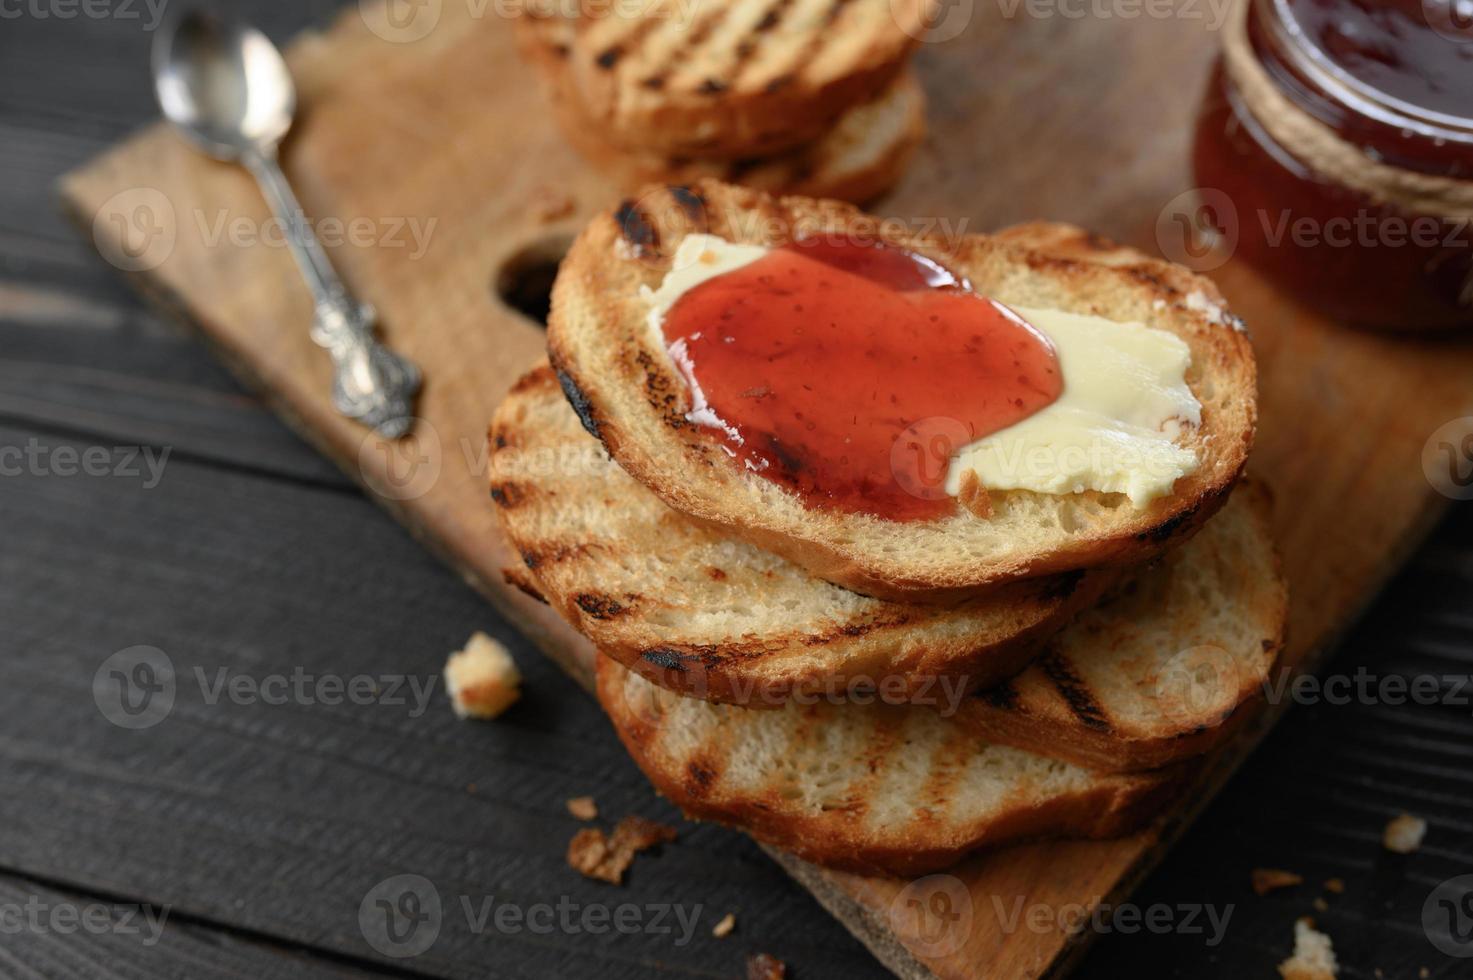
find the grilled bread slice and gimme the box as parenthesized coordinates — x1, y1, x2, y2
(547, 182, 1259, 602)
(515, 0, 932, 159)
(596, 653, 1177, 876)
(491, 362, 1114, 705)
(958, 481, 1286, 772)
(532, 43, 926, 204)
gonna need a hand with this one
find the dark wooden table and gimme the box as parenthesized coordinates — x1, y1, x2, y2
(3, 4, 1472, 978)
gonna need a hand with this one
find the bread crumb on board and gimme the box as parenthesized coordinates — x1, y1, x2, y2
(1278, 917, 1338, 980)
(747, 952, 787, 980)
(567, 815, 677, 884)
(1324, 878, 1345, 894)
(1383, 813, 1427, 854)
(566, 796, 598, 821)
(445, 632, 522, 719)
(712, 912, 736, 938)
(1253, 868, 1304, 895)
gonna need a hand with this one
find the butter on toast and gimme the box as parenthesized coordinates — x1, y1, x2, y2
(491, 363, 1114, 705)
(546, 182, 1259, 602)
(515, 0, 932, 159)
(958, 481, 1287, 772)
(596, 653, 1177, 876)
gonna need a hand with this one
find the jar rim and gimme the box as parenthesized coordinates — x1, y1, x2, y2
(1256, 0, 1473, 144)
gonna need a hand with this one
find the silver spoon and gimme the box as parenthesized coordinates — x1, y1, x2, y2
(153, 9, 421, 438)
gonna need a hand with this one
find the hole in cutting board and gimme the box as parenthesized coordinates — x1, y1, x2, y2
(495, 235, 572, 326)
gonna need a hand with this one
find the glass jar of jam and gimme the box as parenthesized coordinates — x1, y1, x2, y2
(1193, 0, 1473, 330)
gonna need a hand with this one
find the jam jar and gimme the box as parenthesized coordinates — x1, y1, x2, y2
(1193, 0, 1473, 330)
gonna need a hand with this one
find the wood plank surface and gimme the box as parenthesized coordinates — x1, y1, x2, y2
(52, 2, 1473, 978)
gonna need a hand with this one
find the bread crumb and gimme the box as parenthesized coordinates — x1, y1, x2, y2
(567, 815, 677, 884)
(957, 470, 993, 518)
(712, 912, 736, 938)
(747, 952, 786, 980)
(1420, 968, 1430, 978)
(1278, 917, 1338, 980)
(1253, 868, 1304, 895)
(1383, 813, 1427, 854)
(1324, 878, 1345, 894)
(1313, 897, 1329, 912)
(566, 796, 598, 821)
(445, 632, 521, 719)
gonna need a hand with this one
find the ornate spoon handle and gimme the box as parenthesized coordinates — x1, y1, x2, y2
(243, 147, 421, 438)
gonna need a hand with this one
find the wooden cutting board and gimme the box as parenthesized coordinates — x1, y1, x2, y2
(62, 4, 1473, 978)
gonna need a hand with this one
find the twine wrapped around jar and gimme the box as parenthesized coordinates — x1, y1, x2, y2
(1222, 0, 1473, 220)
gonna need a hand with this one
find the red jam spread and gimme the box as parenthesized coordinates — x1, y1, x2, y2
(1194, 0, 1473, 330)
(660, 238, 1062, 521)
(1287, 0, 1473, 133)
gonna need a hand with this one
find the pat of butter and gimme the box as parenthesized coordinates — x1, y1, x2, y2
(947, 308, 1199, 506)
(641, 235, 1202, 508)
(642, 234, 769, 341)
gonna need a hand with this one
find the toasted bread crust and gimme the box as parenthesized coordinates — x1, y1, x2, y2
(959, 482, 1288, 771)
(597, 654, 1179, 876)
(547, 181, 1258, 602)
(528, 42, 927, 204)
(491, 363, 1114, 704)
(517, 0, 932, 159)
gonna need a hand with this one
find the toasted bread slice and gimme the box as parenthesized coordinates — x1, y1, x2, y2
(516, 0, 931, 159)
(547, 182, 1258, 602)
(531, 42, 926, 204)
(596, 653, 1177, 876)
(491, 362, 1114, 705)
(958, 482, 1286, 772)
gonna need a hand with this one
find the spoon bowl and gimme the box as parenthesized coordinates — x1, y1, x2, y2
(154, 10, 295, 159)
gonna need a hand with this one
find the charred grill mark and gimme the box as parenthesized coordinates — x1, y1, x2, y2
(557, 368, 603, 441)
(642, 648, 694, 671)
(634, 349, 694, 429)
(685, 758, 718, 797)
(823, 0, 857, 26)
(575, 592, 631, 620)
(595, 45, 623, 68)
(765, 0, 855, 88)
(489, 482, 523, 508)
(732, 0, 795, 84)
(698, 77, 727, 95)
(612, 199, 659, 256)
(520, 541, 591, 571)
(1041, 653, 1111, 732)
(638, 4, 728, 93)
(798, 616, 908, 646)
(668, 184, 706, 221)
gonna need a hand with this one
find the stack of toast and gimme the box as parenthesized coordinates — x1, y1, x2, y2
(512, 0, 933, 203)
(489, 180, 1286, 876)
